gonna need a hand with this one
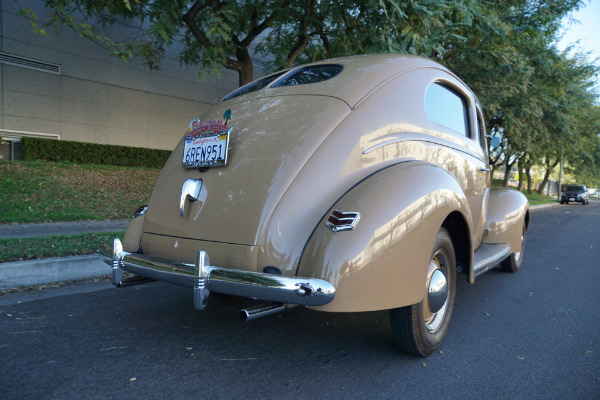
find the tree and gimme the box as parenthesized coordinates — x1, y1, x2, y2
(20, 0, 488, 86)
(442, 0, 592, 188)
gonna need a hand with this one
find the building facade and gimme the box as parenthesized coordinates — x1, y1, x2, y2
(1, 1, 256, 156)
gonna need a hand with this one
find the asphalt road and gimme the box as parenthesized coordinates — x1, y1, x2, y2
(1, 203, 599, 400)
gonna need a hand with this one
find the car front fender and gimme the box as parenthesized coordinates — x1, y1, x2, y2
(484, 188, 530, 252)
(298, 161, 472, 312)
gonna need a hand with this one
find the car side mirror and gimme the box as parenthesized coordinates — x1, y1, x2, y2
(488, 136, 501, 148)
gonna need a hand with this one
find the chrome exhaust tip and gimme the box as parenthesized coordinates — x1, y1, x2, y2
(240, 303, 287, 322)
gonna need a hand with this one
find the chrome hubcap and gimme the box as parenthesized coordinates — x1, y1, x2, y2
(423, 250, 450, 333)
(428, 269, 448, 314)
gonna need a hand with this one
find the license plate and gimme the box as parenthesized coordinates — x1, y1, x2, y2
(569, 197, 575, 201)
(183, 130, 230, 168)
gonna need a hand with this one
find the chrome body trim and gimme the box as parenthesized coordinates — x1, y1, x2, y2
(180, 179, 203, 217)
(361, 134, 488, 165)
(326, 209, 361, 232)
(100, 239, 335, 310)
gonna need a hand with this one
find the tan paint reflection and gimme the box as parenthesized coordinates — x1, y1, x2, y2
(298, 162, 470, 312)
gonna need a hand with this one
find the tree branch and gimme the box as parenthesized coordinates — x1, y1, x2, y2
(183, 1, 212, 49)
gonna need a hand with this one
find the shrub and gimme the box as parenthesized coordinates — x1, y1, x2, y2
(22, 137, 171, 168)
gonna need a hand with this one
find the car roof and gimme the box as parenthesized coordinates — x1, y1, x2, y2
(227, 54, 466, 109)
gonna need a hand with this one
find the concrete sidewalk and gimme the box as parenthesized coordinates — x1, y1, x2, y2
(0, 220, 128, 238)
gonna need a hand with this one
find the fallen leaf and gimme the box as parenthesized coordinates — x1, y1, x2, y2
(518, 356, 525, 360)
(130, 378, 137, 382)
(101, 346, 128, 351)
(584, 350, 592, 355)
(421, 362, 427, 367)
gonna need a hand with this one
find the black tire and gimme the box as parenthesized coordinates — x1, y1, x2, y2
(500, 221, 526, 273)
(389, 227, 456, 357)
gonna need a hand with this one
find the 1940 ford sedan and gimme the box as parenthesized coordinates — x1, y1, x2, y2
(101, 54, 529, 356)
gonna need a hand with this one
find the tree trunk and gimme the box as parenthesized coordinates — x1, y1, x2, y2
(236, 47, 254, 87)
(237, 62, 254, 87)
(526, 167, 533, 194)
(502, 158, 515, 187)
(225, 48, 255, 87)
(537, 158, 559, 196)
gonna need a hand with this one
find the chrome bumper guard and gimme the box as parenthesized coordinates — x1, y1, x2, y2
(99, 239, 335, 310)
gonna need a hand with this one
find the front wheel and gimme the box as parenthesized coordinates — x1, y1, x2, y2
(389, 227, 456, 357)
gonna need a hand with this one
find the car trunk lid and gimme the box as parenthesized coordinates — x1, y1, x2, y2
(141, 95, 350, 249)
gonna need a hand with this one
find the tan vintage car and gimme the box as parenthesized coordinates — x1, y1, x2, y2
(101, 54, 530, 356)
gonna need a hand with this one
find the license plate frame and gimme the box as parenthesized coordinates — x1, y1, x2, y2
(182, 129, 231, 168)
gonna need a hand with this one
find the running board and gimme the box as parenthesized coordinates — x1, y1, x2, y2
(473, 243, 511, 278)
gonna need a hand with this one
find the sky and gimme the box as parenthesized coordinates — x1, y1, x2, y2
(557, 0, 600, 61)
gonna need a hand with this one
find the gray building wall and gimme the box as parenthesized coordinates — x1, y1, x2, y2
(0, 1, 254, 151)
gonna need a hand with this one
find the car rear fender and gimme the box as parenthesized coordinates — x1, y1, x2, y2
(297, 161, 472, 312)
(123, 213, 145, 253)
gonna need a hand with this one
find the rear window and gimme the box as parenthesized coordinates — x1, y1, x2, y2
(271, 64, 343, 87)
(223, 71, 288, 101)
(223, 64, 343, 101)
(566, 185, 585, 191)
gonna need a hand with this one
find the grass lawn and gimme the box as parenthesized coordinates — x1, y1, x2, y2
(0, 231, 124, 263)
(522, 190, 558, 205)
(0, 160, 160, 223)
(0, 160, 155, 262)
(491, 179, 557, 205)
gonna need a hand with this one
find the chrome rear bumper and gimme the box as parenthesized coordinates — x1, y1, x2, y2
(99, 239, 335, 310)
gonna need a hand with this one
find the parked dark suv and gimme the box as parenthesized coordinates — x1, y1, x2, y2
(560, 185, 589, 205)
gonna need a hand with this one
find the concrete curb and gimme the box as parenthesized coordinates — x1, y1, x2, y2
(0, 254, 109, 290)
(529, 202, 560, 210)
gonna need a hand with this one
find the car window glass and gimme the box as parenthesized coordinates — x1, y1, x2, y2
(272, 64, 343, 87)
(566, 185, 584, 191)
(426, 83, 469, 137)
(224, 71, 288, 100)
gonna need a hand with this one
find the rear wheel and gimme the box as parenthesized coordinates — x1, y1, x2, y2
(389, 227, 456, 356)
(500, 221, 526, 273)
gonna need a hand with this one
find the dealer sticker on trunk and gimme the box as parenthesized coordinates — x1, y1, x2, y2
(183, 115, 232, 169)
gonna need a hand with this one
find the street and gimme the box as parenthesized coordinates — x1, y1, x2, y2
(1, 202, 599, 400)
